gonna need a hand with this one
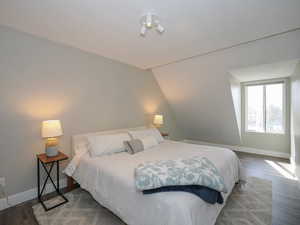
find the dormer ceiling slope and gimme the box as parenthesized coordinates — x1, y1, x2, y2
(0, 0, 300, 69)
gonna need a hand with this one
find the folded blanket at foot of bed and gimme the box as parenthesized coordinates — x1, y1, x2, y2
(143, 185, 223, 204)
(135, 156, 227, 193)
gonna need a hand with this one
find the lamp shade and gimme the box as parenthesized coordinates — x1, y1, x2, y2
(153, 114, 163, 126)
(42, 120, 63, 138)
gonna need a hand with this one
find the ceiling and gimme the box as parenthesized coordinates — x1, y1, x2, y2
(230, 59, 300, 82)
(1, 0, 300, 69)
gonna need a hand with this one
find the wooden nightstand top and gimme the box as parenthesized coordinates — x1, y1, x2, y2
(37, 151, 68, 164)
(161, 132, 169, 137)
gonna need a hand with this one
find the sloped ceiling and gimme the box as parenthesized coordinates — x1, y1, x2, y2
(153, 30, 300, 145)
(230, 59, 300, 82)
(0, 0, 300, 69)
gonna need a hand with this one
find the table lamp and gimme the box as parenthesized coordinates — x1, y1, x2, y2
(153, 114, 163, 128)
(41, 120, 63, 157)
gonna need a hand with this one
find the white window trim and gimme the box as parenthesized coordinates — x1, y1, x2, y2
(243, 78, 287, 135)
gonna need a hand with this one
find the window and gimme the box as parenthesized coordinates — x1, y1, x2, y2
(244, 81, 285, 134)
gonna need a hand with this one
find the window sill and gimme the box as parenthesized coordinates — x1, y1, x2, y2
(244, 131, 286, 136)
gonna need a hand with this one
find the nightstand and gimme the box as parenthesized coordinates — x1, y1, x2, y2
(161, 132, 169, 139)
(37, 151, 69, 211)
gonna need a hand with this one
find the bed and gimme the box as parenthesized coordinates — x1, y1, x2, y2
(64, 128, 245, 225)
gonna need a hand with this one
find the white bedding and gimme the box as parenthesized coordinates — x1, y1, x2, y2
(66, 140, 244, 225)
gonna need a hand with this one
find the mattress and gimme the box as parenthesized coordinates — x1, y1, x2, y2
(67, 140, 244, 225)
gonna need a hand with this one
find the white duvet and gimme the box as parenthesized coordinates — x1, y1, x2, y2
(66, 140, 245, 225)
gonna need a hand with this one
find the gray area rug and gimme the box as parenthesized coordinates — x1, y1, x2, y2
(33, 177, 272, 225)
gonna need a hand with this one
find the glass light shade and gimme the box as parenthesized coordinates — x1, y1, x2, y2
(42, 120, 63, 138)
(153, 114, 163, 126)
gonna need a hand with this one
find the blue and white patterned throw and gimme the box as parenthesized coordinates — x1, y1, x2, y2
(135, 156, 227, 193)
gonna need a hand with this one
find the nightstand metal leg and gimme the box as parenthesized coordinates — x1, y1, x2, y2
(57, 161, 59, 192)
(37, 158, 40, 200)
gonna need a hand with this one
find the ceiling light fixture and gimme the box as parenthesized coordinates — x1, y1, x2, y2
(140, 13, 165, 37)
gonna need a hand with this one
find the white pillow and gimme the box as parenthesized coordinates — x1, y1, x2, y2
(141, 136, 159, 149)
(74, 141, 89, 156)
(128, 128, 164, 143)
(87, 133, 131, 157)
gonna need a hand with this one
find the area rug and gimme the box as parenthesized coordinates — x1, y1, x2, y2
(33, 177, 272, 225)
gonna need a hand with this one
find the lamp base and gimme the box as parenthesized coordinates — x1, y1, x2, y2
(45, 138, 59, 157)
(46, 146, 58, 157)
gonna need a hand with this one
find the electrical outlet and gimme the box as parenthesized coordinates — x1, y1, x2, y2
(0, 177, 5, 187)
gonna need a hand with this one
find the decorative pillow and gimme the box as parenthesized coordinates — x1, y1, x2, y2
(124, 136, 159, 154)
(87, 133, 131, 157)
(128, 128, 164, 143)
(124, 139, 143, 154)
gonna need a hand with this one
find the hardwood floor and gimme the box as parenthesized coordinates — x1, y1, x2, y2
(237, 153, 300, 225)
(0, 152, 299, 225)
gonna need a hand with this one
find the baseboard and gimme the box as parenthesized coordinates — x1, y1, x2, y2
(234, 146, 290, 159)
(184, 139, 290, 159)
(0, 178, 67, 211)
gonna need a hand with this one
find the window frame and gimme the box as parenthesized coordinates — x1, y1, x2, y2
(243, 78, 287, 135)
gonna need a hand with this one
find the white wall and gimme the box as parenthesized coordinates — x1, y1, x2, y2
(153, 30, 300, 152)
(291, 62, 300, 179)
(0, 26, 181, 195)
